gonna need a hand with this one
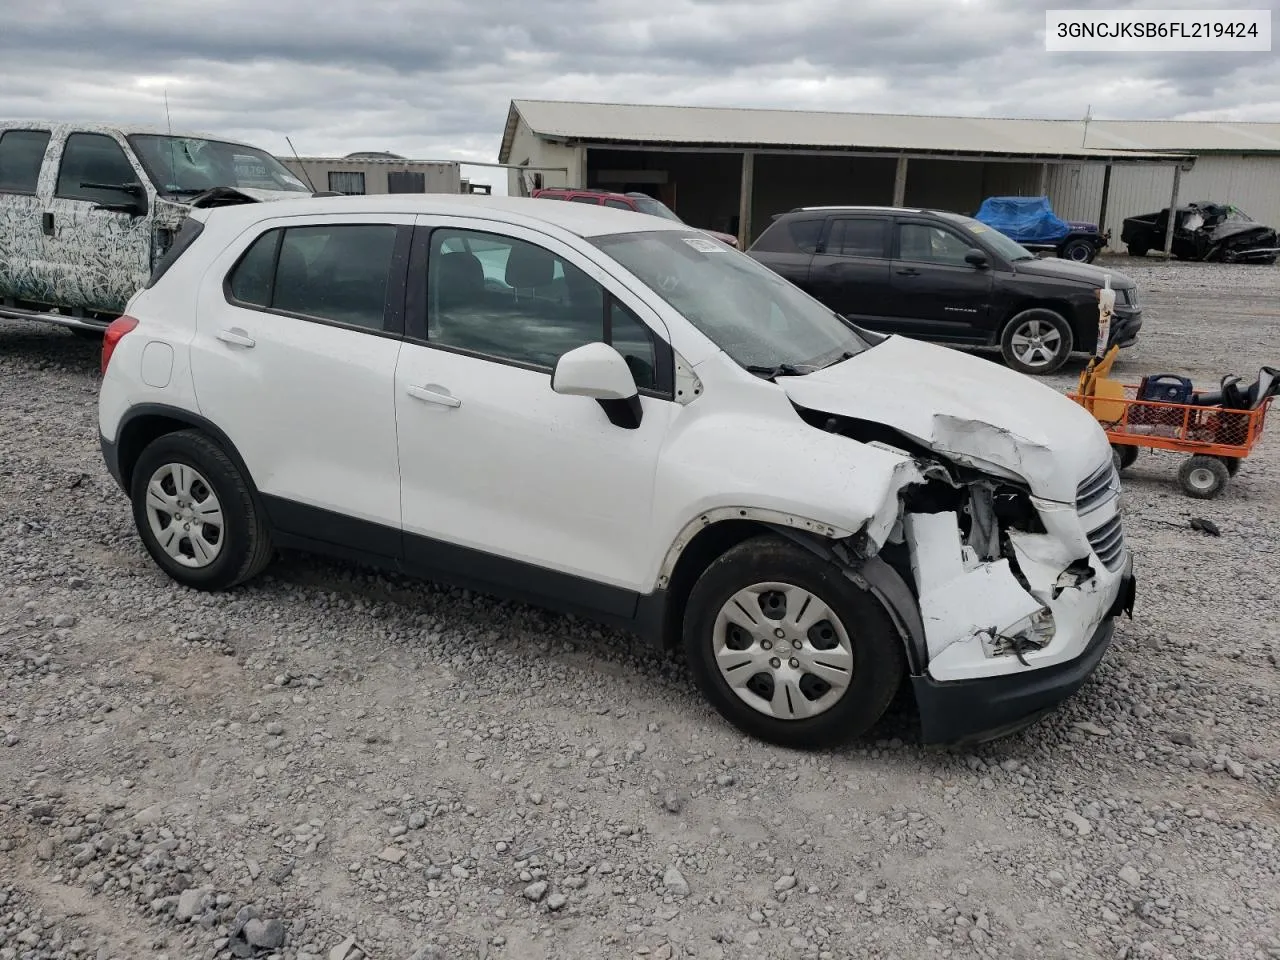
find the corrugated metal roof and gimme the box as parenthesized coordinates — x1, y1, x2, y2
(499, 99, 1276, 163)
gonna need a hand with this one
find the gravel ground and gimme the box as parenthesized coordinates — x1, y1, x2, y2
(2, 256, 1279, 960)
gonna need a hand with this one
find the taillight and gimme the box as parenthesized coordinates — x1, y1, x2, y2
(101, 315, 139, 375)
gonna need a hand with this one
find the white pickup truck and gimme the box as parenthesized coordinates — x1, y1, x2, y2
(0, 121, 320, 334)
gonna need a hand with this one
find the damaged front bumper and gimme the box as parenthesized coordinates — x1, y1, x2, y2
(913, 550, 1134, 745)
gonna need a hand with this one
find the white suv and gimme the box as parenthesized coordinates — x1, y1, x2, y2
(98, 195, 1136, 749)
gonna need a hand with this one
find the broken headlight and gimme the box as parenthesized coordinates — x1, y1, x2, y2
(991, 484, 1044, 534)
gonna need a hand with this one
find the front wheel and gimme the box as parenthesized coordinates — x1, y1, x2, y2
(1127, 244, 1148, 258)
(682, 535, 905, 749)
(1000, 309, 1075, 375)
(130, 429, 274, 590)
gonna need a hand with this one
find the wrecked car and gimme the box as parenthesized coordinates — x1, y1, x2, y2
(98, 195, 1136, 749)
(0, 120, 318, 334)
(1121, 201, 1279, 264)
(974, 195, 1109, 264)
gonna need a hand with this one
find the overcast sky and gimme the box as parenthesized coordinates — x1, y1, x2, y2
(1, 0, 1276, 191)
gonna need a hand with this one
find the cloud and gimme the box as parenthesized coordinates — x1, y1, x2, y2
(1, 0, 1276, 192)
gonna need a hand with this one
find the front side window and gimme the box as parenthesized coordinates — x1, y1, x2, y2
(55, 133, 140, 205)
(627, 195, 683, 223)
(570, 195, 601, 204)
(226, 223, 398, 331)
(592, 229, 871, 372)
(426, 228, 660, 389)
(897, 223, 974, 266)
(129, 135, 311, 197)
(604, 198, 633, 210)
(0, 129, 51, 193)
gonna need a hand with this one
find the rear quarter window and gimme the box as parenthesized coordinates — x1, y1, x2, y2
(145, 217, 206, 288)
(750, 217, 824, 254)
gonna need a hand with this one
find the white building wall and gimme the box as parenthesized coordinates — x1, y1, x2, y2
(1046, 155, 1280, 252)
(277, 158, 461, 195)
(503, 122, 582, 195)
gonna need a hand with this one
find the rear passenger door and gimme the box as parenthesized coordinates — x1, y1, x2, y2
(806, 216, 893, 325)
(746, 216, 822, 289)
(886, 219, 994, 340)
(191, 214, 413, 553)
(43, 131, 154, 314)
(0, 127, 52, 304)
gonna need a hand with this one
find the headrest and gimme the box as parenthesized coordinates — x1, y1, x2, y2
(505, 242, 556, 288)
(436, 250, 484, 294)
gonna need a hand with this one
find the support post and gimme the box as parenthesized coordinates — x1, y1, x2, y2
(737, 150, 755, 250)
(892, 156, 908, 207)
(1162, 164, 1182, 256)
(1038, 163, 1049, 196)
(1098, 163, 1112, 242)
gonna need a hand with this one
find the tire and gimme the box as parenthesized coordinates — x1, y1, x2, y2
(1177, 455, 1229, 500)
(1220, 456, 1241, 477)
(681, 534, 905, 750)
(1000, 309, 1075, 376)
(130, 429, 273, 590)
(1112, 444, 1139, 472)
(1127, 244, 1148, 258)
(1061, 239, 1095, 263)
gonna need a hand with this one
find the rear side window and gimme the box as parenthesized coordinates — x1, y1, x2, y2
(55, 133, 140, 204)
(570, 195, 602, 204)
(829, 218, 887, 258)
(604, 198, 633, 210)
(145, 217, 206, 288)
(0, 129, 51, 194)
(226, 223, 400, 331)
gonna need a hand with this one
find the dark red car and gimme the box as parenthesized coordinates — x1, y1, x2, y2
(531, 187, 740, 248)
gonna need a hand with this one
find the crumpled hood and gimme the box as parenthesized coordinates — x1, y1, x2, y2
(780, 336, 1113, 502)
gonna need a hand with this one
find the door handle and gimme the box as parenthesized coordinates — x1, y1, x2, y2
(216, 328, 256, 348)
(407, 384, 461, 408)
(895, 268, 920, 276)
(42, 213, 55, 237)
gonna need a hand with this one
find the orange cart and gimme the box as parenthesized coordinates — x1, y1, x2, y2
(1069, 346, 1275, 499)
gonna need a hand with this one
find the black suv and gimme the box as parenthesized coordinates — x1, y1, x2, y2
(747, 206, 1143, 375)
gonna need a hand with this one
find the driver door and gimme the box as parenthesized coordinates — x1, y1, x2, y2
(886, 219, 993, 341)
(42, 131, 153, 314)
(393, 216, 677, 611)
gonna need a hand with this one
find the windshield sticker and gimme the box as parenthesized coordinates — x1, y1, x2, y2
(969, 224, 988, 233)
(682, 236, 727, 253)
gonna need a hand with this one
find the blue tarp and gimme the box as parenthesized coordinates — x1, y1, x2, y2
(974, 196, 1071, 245)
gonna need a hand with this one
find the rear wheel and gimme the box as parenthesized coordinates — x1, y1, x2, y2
(1220, 456, 1241, 477)
(1178, 455, 1229, 499)
(1000, 309, 1074, 375)
(130, 429, 273, 590)
(682, 535, 905, 749)
(1127, 244, 1149, 258)
(1061, 239, 1095, 263)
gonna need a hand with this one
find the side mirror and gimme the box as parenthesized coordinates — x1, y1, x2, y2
(552, 342, 643, 429)
(83, 181, 148, 216)
(964, 248, 988, 268)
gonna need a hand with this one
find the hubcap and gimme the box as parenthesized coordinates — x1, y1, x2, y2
(1188, 467, 1216, 491)
(712, 582, 854, 720)
(144, 463, 224, 568)
(1010, 319, 1063, 368)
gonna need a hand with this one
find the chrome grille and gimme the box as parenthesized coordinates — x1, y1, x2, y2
(1086, 513, 1126, 571)
(1076, 461, 1117, 514)
(1076, 460, 1126, 572)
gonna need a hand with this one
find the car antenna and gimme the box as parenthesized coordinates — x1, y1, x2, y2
(164, 88, 180, 186)
(285, 136, 319, 193)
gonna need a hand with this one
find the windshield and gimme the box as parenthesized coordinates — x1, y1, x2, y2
(128, 135, 312, 196)
(628, 195, 684, 223)
(946, 213, 1036, 261)
(592, 230, 872, 371)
